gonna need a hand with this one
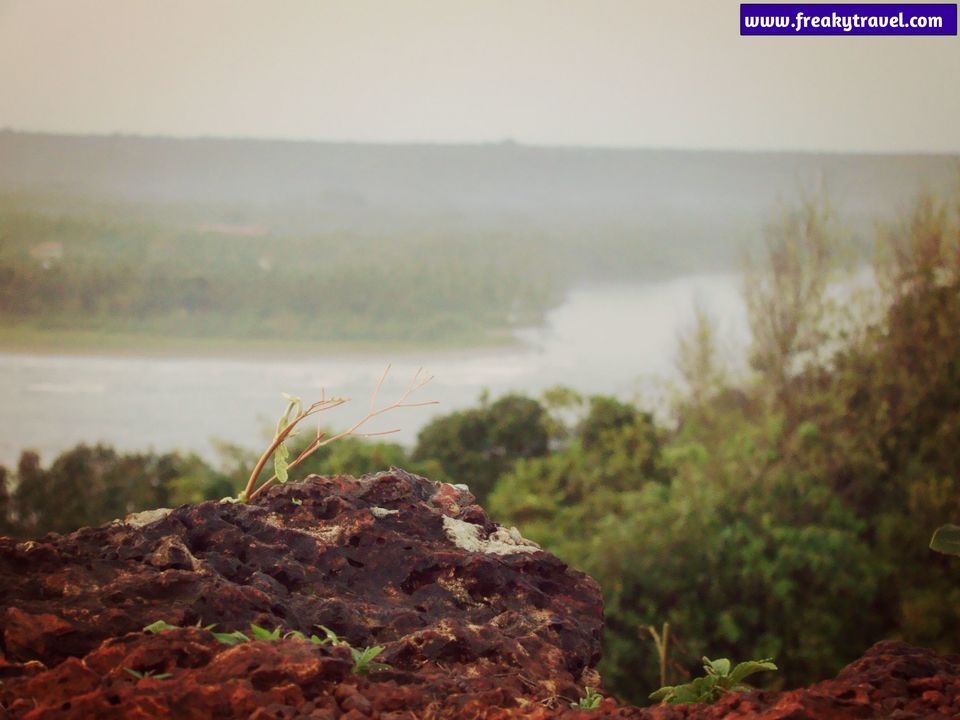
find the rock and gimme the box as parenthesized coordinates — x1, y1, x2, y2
(2, 468, 960, 718)
(0, 469, 602, 717)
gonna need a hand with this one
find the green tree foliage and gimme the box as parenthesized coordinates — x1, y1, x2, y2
(742, 195, 840, 409)
(489, 390, 884, 702)
(2, 445, 237, 537)
(486, 191, 960, 702)
(0, 201, 560, 347)
(789, 191, 960, 649)
(0, 434, 437, 539)
(412, 394, 551, 504)
(674, 301, 727, 413)
(284, 434, 441, 482)
(0, 465, 15, 536)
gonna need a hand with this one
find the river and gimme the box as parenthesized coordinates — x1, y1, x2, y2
(0, 273, 747, 467)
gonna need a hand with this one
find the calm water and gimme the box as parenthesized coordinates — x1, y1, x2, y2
(0, 273, 747, 467)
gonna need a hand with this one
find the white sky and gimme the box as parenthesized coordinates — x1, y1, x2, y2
(0, 0, 957, 153)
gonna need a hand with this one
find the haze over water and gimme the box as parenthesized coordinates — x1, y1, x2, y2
(0, 274, 746, 466)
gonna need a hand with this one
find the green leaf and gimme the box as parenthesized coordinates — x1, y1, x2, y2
(315, 625, 345, 646)
(212, 630, 250, 645)
(249, 624, 281, 641)
(143, 620, 180, 634)
(291, 497, 303, 506)
(123, 668, 171, 680)
(275, 442, 290, 484)
(276, 395, 302, 435)
(284, 630, 307, 641)
(570, 687, 602, 709)
(350, 645, 376, 663)
(671, 676, 716, 704)
(351, 645, 389, 674)
(705, 657, 731, 677)
(728, 659, 777, 685)
(930, 525, 960, 556)
(648, 686, 673, 701)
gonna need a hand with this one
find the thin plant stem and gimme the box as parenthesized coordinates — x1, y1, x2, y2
(642, 622, 671, 689)
(244, 367, 435, 502)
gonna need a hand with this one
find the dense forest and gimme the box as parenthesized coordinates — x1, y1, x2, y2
(0, 197, 558, 345)
(2, 189, 959, 704)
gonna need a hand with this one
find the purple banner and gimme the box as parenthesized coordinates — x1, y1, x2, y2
(741, 3, 958, 35)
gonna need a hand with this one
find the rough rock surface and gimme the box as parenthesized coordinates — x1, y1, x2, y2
(0, 469, 603, 718)
(1, 468, 959, 719)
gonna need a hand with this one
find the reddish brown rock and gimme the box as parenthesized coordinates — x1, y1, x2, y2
(2, 468, 960, 718)
(0, 469, 603, 717)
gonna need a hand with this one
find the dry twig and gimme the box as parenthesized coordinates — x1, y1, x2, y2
(240, 366, 435, 502)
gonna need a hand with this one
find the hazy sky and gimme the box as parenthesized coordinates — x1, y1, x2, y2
(0, 0, 957, 153)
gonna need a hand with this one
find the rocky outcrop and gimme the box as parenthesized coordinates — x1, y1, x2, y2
(0, 469, 603, 718)
(1, 468, 959, 719)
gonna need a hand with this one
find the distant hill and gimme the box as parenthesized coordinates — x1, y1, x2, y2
(1, 130, 955, 234)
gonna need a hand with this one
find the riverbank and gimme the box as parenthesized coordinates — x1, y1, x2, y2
(0, 323, 519, 360)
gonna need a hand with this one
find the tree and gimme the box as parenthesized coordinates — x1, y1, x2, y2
(412, 393, 550, 504)
(674, 301, 727, 414)
(743, 196, 840, 411)
(0, 465, 17, 536)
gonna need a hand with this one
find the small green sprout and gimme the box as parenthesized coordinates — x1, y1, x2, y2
(570, 687, 602, 709)
(314, 625, 390, 674)
(349, 645, 390, 675)
(143, 620, 180, 634)
(291, 497, 303, 506)
(281, 629, 326, 644)
(649, 657, 777, 705)
(314, 624, 349, 646)
(140, 620, 390, 673)
(143, 619, 215, 634)
(249, 624, 283, 641)
(212, 629, 251, 645)
(123, 668, 172, 680)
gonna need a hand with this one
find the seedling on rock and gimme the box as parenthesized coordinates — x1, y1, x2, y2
(313, 625, 349, 646)
(144, 619, 215, 634)
(237, 366, 435, 503)
(570, 687, 602, 709)
(349, 645, 390, 675)
(143, 620, 180, 634)
(249, 624, 283, 641)
(139, 621, 391, 673)
(649, 657, 777, 705)
(213, 629, 252, 645)
(312, 625, 390, 674)
(123, 668, 172, 680)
